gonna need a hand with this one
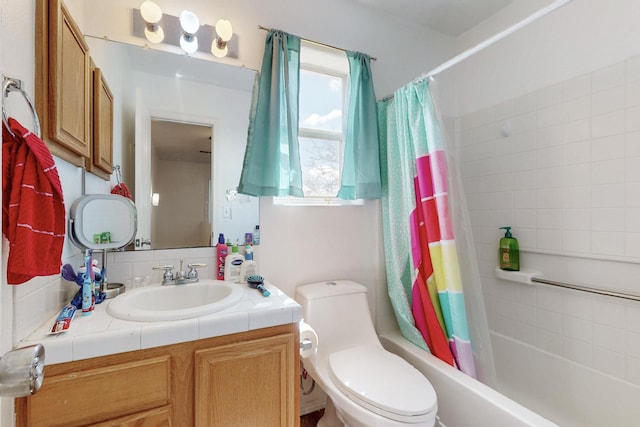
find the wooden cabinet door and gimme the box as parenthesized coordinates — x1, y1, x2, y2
(92, 406, 172, 427)
(194, 333, 297, 427)
(48, 0, 91, 158)
(88, 66, 114, 179)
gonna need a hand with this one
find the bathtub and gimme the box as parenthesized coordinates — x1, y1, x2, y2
(380, 331, 557, 427)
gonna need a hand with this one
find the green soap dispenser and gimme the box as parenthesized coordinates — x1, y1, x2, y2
(499, 226, 520, 271)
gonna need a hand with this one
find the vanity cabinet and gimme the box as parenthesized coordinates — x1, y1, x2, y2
(15, 324, 299, 427)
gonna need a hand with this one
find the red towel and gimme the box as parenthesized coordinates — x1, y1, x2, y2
(2, 118, 66, 284)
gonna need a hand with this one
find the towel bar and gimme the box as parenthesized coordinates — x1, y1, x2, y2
(530, 277, 640, 302)
(2, 76, 41, 138)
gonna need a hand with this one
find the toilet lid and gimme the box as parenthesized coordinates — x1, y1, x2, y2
(328, 345, 437, 422)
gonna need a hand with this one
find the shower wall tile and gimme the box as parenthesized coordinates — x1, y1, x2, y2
(562, 74, 591, 101)
(462, 56, 640, 388)
(625, 131, 640, 156)
(562, 230, 591, 253)
(625, 105, 640, 132)
(593, 346, 626, 378)
(563, 336, 593, 366)
(562, 119, 591, 143)
(591, 86, 625, 116)
(536, 84, 562, 108)
(515, 322, 538, 346)
(537, 124, 562, 147)
(626, 57, 640, 82)
(591, 110, 625, 138)
(539, 329, 563, 354)
(592, 134, 625, 161)
(563, 96, 591, 122)
(592, 63, 625, 93)
(626, 81, 640, 106)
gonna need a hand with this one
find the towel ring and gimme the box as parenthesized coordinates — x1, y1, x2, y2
(2, 76, 41, 138)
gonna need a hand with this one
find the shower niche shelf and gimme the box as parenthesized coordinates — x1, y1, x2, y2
(494, 267, 542, 285)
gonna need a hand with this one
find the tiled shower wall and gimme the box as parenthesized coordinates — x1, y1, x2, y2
(457, 55, 640, 388)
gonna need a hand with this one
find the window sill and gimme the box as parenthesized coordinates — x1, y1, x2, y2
(272, 197, 364, 207)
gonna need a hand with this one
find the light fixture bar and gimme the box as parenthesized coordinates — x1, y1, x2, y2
(132, 9, 239, 58)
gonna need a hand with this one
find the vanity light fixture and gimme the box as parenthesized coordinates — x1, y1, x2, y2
(179, 10, 200, 54)
(140, 0, 164, 44)
(211, 19, 233, 58)
(133, 7, 237, 58)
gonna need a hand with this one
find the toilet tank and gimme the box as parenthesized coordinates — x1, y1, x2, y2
(295, 280, 381, 355)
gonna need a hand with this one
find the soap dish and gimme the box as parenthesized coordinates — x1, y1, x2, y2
(104, 282, 125, 299)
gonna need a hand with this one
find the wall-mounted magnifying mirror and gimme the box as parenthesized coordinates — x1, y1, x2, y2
(69, 194, 137, 250)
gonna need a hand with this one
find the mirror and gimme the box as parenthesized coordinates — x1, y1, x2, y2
(69, 194, 137, 250)
(86, 37, 259, 249)
(151, 119, 212, 249)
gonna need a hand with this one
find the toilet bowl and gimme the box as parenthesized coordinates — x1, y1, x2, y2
(296, 280, 437, 427)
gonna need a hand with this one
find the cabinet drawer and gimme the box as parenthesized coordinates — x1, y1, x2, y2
(92, 406, 172, 427)
(24, 356, 171, 427)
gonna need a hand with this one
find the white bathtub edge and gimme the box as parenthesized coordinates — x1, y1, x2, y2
(380, 331, 558, 427)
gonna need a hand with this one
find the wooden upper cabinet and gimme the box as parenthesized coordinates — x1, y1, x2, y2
(36, 0, 91, 166)
(87, 66, 114, 179)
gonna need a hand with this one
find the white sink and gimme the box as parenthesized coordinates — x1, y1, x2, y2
(107, 280, 244, 322)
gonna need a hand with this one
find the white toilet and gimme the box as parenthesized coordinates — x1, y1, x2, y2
(296, 280, 437, 427)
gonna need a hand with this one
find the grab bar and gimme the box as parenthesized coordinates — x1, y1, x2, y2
(531, 277, 640, 302)
(2, 76, 41, 138)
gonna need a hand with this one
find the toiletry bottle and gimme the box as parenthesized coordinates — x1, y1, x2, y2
(216, 233, 228, 280)
(240, 245, 257, 284)
(253, 225, 260, 245)
(499, 226, 520, 271)
(224, 243, 245, 282)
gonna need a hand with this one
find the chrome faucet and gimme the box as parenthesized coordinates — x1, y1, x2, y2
(152, 265, 175, 285)
(153, 261, 206, 285)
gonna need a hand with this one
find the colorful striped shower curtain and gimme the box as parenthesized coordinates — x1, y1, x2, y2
(379, 78, 476, 377)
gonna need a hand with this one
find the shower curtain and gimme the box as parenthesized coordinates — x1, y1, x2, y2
(379, 77, 494, 381)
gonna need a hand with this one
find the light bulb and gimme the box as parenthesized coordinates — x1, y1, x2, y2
(180, 35, 199, 54)
(140, 1, 162, 24)
(215, 19, 233, 42)
(144, 26, 164, 43)
(211, 40, 228, 58)
(180, 10, 200, 35)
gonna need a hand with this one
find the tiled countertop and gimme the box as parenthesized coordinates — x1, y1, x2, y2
(20, 281, 301, 365)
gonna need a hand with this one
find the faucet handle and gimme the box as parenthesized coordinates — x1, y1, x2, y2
(152, 265, 174, 284)
(187, 263, 206, 280)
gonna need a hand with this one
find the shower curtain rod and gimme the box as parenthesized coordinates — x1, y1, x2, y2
(382, 0, 573, 100)
(257, 25, 377, 61)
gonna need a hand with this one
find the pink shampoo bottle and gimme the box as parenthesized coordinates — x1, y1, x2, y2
(216, 233, 228, 280)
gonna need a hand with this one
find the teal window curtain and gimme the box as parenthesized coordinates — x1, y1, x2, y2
(238, 30, 303, 197)
(337, 51, 381, 200)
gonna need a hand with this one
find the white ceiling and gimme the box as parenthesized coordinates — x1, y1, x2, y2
(350, 0, 516, 37)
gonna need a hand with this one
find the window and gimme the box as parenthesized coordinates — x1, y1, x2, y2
(299, 65, 345, 198)
(275, 42, 363, 205)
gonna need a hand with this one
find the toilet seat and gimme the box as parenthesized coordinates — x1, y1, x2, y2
(328, 345, 437, 423)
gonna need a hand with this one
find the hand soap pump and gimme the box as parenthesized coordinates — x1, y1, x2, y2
(499, 226, 520, 271)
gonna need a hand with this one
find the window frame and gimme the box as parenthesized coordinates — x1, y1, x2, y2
(275, 46, 364, 205)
